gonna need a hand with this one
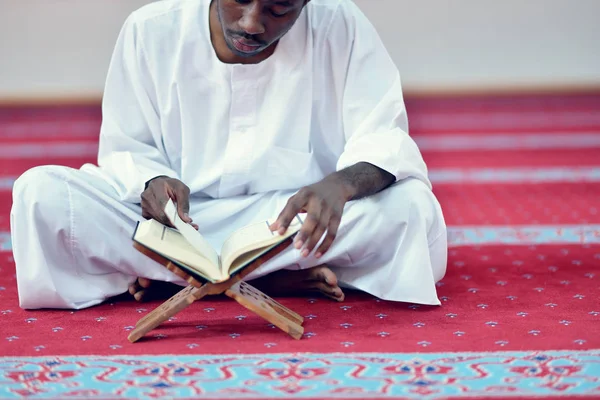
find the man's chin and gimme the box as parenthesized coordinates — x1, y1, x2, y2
(233, 48, 263, 58)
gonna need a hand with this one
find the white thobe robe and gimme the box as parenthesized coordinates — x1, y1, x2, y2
(10, 0, 447, 309)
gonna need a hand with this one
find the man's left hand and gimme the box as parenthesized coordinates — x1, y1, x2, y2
(270, 178, 352, 259)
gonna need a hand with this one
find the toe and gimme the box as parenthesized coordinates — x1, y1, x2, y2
(310, 265, 338, 287)
(314, 282, 344, 301)
(134, 290, 146, 302)
(128, 282, 140, 296)
(138, 277, 152, 289)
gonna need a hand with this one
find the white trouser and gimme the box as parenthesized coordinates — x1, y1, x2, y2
(10, 165, 447, 309)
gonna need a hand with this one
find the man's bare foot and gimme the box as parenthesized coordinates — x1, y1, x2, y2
(128, 265, 344, 302)
(128, 278, 181, 302)
(251, 265, 345, 302)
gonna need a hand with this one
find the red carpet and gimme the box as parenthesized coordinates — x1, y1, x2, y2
(1, 244, 598, 356)
(0, 93, 599, 399)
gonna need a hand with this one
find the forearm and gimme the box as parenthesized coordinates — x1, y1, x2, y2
(325, 162, 395, 201)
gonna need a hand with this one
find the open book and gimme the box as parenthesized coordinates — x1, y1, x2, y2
(132, 199, 303, 283)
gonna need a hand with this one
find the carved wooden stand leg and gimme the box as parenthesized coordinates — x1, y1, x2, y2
(128, 285, 207, 342)
(226, 281, 304, 339)
(128, 238, 304, 342)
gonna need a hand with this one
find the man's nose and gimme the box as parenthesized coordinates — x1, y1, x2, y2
(238, 3, 266, 36)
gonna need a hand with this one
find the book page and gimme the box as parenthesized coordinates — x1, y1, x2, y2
(133, 219, 222, 281)
(221, 215, 304, 274)
(227, 242, 285, 276)
(161, 225, 203, 256)
(164, 199, 221, 272)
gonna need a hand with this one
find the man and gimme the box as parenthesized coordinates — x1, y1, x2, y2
(11, 0, 447, 310)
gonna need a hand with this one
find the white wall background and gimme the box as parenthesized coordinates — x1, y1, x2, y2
(1, 0, 599, 100)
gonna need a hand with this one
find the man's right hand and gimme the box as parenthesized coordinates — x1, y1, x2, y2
(141, 176, 197, 229)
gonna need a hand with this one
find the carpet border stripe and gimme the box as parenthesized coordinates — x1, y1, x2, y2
(1, 350, 599, 399)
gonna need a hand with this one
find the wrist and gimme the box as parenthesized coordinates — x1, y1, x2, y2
(144, 175, 169, 190)
(327, 172, 358, 202)
(328, 162, 395, 201)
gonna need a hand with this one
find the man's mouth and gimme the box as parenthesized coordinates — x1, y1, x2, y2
(231, 37, 262, 53)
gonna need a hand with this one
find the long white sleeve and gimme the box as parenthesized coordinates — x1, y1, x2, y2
(96, 14, 179, 203)
(333, 2, 431, 189)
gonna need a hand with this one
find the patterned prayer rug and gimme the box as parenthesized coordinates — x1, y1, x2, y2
(0, 93, 599, 399)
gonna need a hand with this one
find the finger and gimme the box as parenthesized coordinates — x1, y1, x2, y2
(170, 183, 191, 223)
(157, 183, 172, 211)
(191, 223, 199, 230)
(296, 210, 320, 253)
(141, 207, 152, 220)
(151, 190, 174, 227)
(141, 191, 153, 220)
(315, 214, 341, 258)
(302, 213, 329, 257)
(272, 193, 306, 234)
(155, 211, 173, 227)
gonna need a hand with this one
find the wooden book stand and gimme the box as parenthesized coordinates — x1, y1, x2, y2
(127, 238, 305, 342)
